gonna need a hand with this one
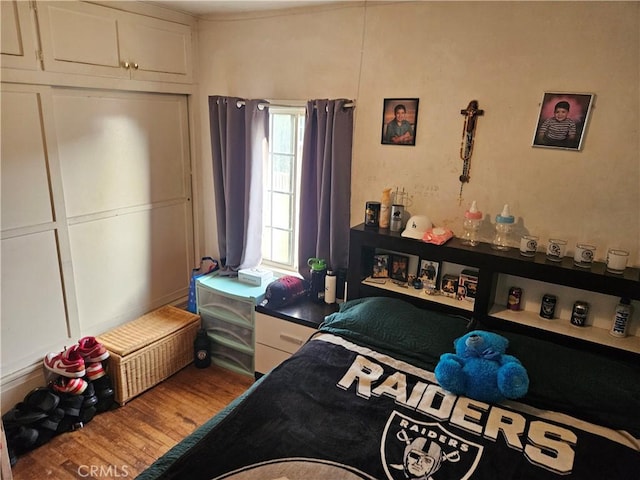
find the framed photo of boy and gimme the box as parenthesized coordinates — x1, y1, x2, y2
(532, 92, 594, 151)
(418, 259, 439, 285)
(390, 254, 410, 282)
(372, 254, 390, 278)
(381, 98, 419, 146)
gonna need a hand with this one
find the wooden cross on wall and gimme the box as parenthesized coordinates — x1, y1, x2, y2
(459, 100, 484, 203)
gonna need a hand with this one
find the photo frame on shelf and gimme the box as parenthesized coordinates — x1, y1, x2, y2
(381, 98, 419, 146)
(390, 254, 410, 282)
(441, 274, 459, 297)
(372, 254, 390, 278)
(532, 92, 594, 151)
(418, 259, 440, 285)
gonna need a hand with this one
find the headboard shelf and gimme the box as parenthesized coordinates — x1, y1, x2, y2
(489, 305, 639, 354)
(361, 276, 474, 312)
(348, 223, 640, 357)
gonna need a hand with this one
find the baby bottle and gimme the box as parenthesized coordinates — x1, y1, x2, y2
(461, 200, 482, 246)
(492, 204, 514, 251)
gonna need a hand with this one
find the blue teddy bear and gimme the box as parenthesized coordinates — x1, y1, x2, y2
(434, 330, 529, 403)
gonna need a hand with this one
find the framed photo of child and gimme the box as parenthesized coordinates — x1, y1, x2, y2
(390, 254, 410, 283)
(418, 259, 439, 287)
(372, 254, 389, 278)
(532, 92, 594, 151)
(381, 98, 419, 146)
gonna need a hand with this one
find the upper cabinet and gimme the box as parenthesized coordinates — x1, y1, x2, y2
(36, 1, 193, 84)
(1, 1, 40, 70)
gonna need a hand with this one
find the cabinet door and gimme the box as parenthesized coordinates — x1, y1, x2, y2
(37, 1, 127, 78)
(37, 1, 192, 83)
(1, 0, 39, 70)
(119, 15, 192, 83)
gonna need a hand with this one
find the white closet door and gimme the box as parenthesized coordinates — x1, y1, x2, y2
(52, 89, 193, 333)
(1, 90, 53, 229)
(1, 86, 72, 375)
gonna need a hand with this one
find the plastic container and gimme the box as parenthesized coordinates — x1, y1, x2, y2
(462, 200, 483, 246)
(492, 204, 514, 251)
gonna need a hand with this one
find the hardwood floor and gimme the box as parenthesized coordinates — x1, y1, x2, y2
(10, 365, 254, 479)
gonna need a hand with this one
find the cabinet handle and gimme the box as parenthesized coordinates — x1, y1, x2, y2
(133, 63, 139, 70)
(279, 333, 304, 345)
(123, 61, 130, 69)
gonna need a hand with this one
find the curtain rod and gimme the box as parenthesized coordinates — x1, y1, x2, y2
(235, 100, 355, 109)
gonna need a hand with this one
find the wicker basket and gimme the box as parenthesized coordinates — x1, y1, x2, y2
(97, 306, 200, 405)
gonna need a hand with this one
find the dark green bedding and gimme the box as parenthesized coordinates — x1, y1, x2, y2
(319, 297, 640, 438)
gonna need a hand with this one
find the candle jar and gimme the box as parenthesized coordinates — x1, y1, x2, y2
(573, 243, 596, 268)
(546, 239, 567, 262)
(606, 249, 629, 274)
(519, 235, 538, 257)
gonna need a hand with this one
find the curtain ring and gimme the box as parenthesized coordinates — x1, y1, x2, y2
(236, 100, 243, 109)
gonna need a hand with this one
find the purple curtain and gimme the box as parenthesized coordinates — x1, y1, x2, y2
(209, 96, 268, 272)
(298, 99, 354, 278)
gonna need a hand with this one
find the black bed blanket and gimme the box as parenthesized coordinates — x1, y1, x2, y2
(147, 333, 639, 480)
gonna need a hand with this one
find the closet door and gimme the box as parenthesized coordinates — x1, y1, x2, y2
(0, 85, 73, 375)
(51, 89, 194, 333)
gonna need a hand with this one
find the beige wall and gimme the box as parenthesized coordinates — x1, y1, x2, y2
(195, 1, 639, 265)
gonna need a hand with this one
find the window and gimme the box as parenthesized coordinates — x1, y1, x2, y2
(262, 106, 305, 271)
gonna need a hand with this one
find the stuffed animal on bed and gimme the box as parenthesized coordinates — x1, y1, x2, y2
(434, 330, 529, 403)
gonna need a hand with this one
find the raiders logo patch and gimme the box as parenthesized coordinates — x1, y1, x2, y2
(381, 411, 483, 480)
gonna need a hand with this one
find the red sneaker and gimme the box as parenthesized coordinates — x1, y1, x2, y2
(76, 337, 109, 363)
(52, 377, 88, 395)
(85, 362, 105, 381)
(44, 345, 85, 378)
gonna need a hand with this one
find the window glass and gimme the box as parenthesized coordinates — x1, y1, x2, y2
(262, 106, 305, 271)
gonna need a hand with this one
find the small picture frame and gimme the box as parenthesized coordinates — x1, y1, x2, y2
(532, 92, 594, 151)
(381, 98, 419, 146)
(390, 254, 410, 282)
(419, 259, 440, 285)
(441, 274, 459, 297)
(372, 254, 390, 278)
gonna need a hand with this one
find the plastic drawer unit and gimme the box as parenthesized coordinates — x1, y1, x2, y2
(196, 272, 268, 376)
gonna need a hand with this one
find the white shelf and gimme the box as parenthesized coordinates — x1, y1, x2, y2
(489, 305, 640, 354)
(361, 278, 475, 312)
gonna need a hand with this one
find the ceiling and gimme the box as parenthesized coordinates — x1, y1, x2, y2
(148, 0, 339, 16)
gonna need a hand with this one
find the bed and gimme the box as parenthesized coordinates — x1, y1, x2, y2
(138, 296, 639, 480)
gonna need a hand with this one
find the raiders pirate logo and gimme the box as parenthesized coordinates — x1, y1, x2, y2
(381, 411, 483, 480)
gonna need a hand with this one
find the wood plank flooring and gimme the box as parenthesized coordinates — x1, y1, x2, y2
(10, 365, 254, 480)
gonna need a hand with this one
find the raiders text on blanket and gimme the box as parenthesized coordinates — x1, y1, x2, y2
(337, 354, 576, 474)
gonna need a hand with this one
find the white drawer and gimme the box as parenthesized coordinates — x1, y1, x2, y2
(255, 343, 292, 375)
(255, 312, 315, 354)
